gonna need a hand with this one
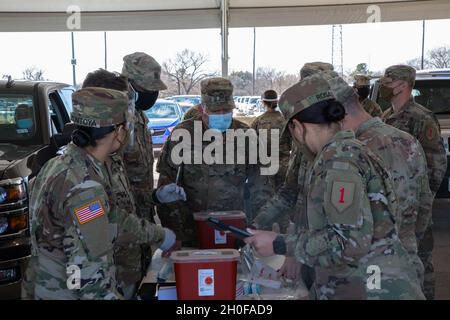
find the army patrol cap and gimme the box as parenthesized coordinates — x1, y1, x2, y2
(71, 87, 129, 128)
(201, 77, 235, 111)
(300, 62, 334, 79)
(353, 74, 371, 87)
(122, 52, 167, 91)
(381, 64, 416, 87)
(279, 74, 335, 133)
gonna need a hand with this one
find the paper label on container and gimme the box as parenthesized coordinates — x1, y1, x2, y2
(214, 229, 227, 244)
(198, 269, 215, 296)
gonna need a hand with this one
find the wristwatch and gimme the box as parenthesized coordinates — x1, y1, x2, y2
(272, 235, 287, 255)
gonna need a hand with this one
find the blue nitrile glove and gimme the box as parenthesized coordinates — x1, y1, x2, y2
(155, 183, 187, 203)
(159, 228, 176, 252)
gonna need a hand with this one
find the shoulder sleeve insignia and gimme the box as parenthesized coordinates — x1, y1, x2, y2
(74, 199, 105, 225)
(324, 168, 364, 225)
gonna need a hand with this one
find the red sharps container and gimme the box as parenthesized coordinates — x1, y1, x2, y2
(193, 211, 247, 249)
(171, 249, 240, 300)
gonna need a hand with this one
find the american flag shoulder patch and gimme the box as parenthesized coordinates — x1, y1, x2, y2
(74, 199, 105, 225)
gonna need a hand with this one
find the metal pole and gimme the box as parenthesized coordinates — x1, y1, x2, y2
(104, 32, 108, 70)
(421, 20, 426, 70)
(221, 0, 229, 77)
(252, 27, 256, 95)
(71, 32, 77, 87)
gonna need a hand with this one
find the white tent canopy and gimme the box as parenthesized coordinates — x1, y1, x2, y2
(2, 0, 449, 76)
(1, 0, 450, 32)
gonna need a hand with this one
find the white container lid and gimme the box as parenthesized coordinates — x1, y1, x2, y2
(193, 210, 246, 221)
(170, 249, 240, 264)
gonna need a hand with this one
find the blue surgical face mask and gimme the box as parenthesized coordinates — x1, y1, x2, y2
(208, 112, 232, 132)
(16, 118, 33, 129)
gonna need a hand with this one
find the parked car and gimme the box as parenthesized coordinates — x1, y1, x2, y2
(0, 78, 75, 299)
(370, 69, 450, 198)
(145, 99, 184, 151)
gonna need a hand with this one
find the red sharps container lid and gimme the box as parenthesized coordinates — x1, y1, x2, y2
(193, 210, 246, 221)
(170, 249, 240, 264)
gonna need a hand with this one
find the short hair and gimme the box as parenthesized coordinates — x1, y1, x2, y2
(82, 69, 128, 91)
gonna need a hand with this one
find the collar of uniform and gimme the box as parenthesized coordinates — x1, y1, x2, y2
(333, 129, 355, 140)
(66, 142, 107, 176)
(355, 117, 383, 136)
(392, 96, 415, 116)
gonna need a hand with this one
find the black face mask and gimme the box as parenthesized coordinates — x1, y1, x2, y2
(356, 86, 370, 101)
(135, 90, 159, 110)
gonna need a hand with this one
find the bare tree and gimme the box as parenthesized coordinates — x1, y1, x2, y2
(229, 71, 253, 96)
(162, 49, 214, 95)
(255, 67, 298, 96)
(428, 46, 450, 69)
(406, 57, 431, 70)
(22, 66, 45, 81)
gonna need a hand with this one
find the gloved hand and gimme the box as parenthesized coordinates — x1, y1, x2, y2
(159, 228, 176, 252)
(156, 183, 187, 203)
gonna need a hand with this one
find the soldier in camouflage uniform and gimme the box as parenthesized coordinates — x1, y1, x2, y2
(121, 52, 168, 289)
(353, 74, 383, 117)
(21, 87, 177, 299)
(245, 76, 424, 300)
(380, 65, 448, 300)
(251, 90, 291, 188)
(81, 69, 185, 299)
(157, 77, 273, 247)
(121, 52, 167, 220)
(322, 71, 433, 286)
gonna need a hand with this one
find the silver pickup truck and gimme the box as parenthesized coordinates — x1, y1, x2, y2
(370, 69, 450, 198)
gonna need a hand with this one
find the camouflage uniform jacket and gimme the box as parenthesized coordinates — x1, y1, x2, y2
(109, 154, 165, 290)
(356, 117, 433, 282)
(362, 98, 383, 117)
(252, 145, 311, 231)
(285, 130, 424, 300)
(382, 97, 447, 195)
(25, 143, 165, 299)
(251, 110, 292, 188)
(123, 109, 155, 220)
(156, 118, 273, 246)
(182, 104, 202, 121)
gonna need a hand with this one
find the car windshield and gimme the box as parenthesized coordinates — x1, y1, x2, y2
(145, 102, 178, 118)
(0, 94, 36, 143)
(249, 98, 259, 103)
(170, 96, 200, 105)
(376, 79, 450, 114)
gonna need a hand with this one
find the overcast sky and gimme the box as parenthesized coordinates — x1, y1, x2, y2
(1, 18, 450, 85)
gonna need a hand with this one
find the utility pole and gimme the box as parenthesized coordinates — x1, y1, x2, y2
(220, 0, 229, 77)
(331, 25, 344, 76)
(104, 32, 108, 70)
(252, 27, 256, 95)
(71, 32, 77, 87)
(421, 20, 426, 70)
